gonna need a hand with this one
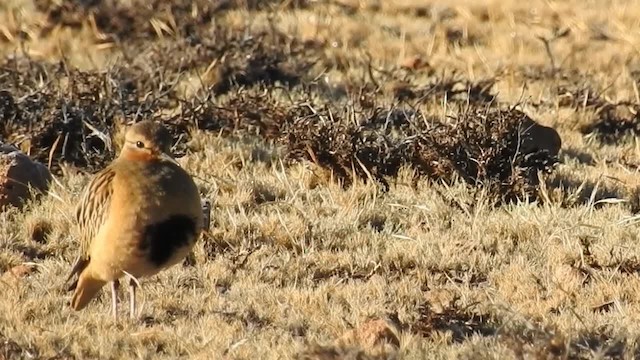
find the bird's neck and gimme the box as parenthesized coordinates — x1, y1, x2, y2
(120, 150, 158, 162)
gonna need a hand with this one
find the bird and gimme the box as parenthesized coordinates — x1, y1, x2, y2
(64, 120, 204, 320)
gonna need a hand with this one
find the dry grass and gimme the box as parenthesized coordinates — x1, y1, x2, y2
(2, 0, 640, 359)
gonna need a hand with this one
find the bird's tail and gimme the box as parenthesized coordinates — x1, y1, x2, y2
(70, 269, 106, 311)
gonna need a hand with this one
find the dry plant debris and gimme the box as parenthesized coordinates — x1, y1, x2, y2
(281, 103, 559, 202)
(0, 56, 162, 173)
(581, 103, 640, 144)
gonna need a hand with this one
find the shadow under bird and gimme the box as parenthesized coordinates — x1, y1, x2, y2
(64, 120, 204, 320)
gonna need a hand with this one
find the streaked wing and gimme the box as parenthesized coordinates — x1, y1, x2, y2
(65, 167, 116, 288)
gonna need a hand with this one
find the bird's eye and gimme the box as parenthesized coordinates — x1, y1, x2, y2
(136, 141, 145, 148)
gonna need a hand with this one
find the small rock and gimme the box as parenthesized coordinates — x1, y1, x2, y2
(519, 119, 562, 157)
(5, 264, 36, 278)
(337, 317, 400, 350)
(1, 264, 38, 286)
(0, 143, 52, 210)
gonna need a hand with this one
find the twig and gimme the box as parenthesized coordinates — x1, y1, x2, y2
(536, 27, 570, 72)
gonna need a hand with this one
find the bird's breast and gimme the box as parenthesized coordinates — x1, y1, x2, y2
(96, 160, 202, 276)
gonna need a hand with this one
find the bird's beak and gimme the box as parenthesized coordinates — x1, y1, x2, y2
(159, 152, 181, 166)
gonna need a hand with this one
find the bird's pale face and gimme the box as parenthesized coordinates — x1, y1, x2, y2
(119, 122, 176, 164)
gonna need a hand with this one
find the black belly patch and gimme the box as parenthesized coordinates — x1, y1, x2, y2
(140, 215, 197, 266)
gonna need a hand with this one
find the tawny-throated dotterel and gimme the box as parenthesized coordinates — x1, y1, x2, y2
(65, 120, 203, 320)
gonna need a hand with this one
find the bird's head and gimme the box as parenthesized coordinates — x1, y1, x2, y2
(120, 121, 177, 164)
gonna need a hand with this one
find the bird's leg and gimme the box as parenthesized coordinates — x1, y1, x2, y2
(111, 280, 120, 321)
(123, 270, 142, 320)
(129, 277, 137, 319)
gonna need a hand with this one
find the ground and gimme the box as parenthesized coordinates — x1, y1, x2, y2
(1, 0, 640, 359)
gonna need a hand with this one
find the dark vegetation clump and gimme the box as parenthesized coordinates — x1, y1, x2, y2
(161, 74, 555, 202)
(35, 0, 217, 41)
(179, 90, 557, 199)
(521, 66, 599, 99)
(119, 21, 319, 96)
(0, 0, 560, 205)
(556, 80, 607, 109)
(281, 105, 421, 190)
(394, 77, 496, 104)
(0, 57, 164, 173)
(35, 0, 312, 42)
(381, 69, 496, 105)
(200, 29, 317, 96)
(520, 66, 640, 146)
(0, 331, 40, 360)
(543, 70, 640, 145)
(433, 106, 560, 201)
(581, 103, 640, 144)
(520, 66, 612, 109)
(0, 49, 558, 202)
(164, 89, 299, 138)
(0, 18, 317, 173)
(412, 300, 495, 342)
(277, 100, 558, 201)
